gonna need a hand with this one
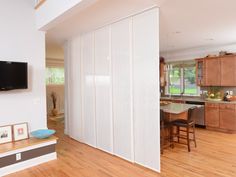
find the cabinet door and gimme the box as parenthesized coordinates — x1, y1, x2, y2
(205, 103, 220, 127)
(221, 56, 236, 86)
(111, 18, 133, 161)
(196, 59, 205, 86)
(219, 104, 236, 130)
(133, 8, 160, 171)
(81, 32, 96, 147)
(94, 26, 113, 153)
(205, 58, 221, 86)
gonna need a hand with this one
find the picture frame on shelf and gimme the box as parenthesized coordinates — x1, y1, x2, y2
(0, 125, 13, 144)
(13, 122, 29, 141)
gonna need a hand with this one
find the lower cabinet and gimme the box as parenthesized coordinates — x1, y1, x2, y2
(219, 104, 236, 131)
(205, 103, 236, 132)
(205, 103, 220, 128)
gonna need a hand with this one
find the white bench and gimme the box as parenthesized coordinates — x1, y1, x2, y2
(0, 136, 58, 176)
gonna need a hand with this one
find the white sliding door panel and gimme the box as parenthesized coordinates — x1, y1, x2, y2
(81, 32, 97, 147)
(67, 36, 83, 142)
(94, 27, 113, 153)
(133, 8, 160, 172)
(111, 19, 133, 161)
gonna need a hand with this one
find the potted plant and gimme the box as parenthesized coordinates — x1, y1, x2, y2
(51, 91, 58, 116)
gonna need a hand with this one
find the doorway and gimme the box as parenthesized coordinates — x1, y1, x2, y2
(45, 41, 65, 136)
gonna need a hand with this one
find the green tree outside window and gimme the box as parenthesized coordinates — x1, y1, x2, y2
(46, 68, 64, 85)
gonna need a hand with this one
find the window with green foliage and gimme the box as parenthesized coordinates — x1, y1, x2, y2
(46, 67, 64, 85)
(166, 61, 199, 96)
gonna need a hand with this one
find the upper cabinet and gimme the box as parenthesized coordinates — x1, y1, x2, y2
(220, 56, 236, 86)
(205, 57, 221, 86)
(196, 55, 236, 86)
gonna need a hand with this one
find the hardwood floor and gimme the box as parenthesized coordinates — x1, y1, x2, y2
(6, 119, 236, 177)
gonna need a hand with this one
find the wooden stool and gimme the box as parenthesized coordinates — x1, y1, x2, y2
(172, 107, 197, 152)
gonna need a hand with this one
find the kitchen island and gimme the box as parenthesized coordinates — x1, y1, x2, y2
(160, 103, 202, 120)
(161, 98, 236, 133)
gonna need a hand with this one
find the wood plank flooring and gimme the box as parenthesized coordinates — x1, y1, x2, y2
(6, 119, 236, 177)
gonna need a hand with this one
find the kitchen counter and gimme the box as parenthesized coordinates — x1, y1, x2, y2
(161, 96, 236, 104)
(160, 103, 202, 114)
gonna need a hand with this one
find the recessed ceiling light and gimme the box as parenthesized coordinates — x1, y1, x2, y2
(205, 38, 214, 41)
(173, 31, 181, 34)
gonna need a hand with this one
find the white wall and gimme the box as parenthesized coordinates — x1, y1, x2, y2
(46, 44, 64, 60)
(0, 0, 46, 131)
(65, 7, 160, 172)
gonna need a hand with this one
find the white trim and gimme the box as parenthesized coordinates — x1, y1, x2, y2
(46, 58, 64, 67)
(0, 152, 57, 176)
(0, 140, 57, 158)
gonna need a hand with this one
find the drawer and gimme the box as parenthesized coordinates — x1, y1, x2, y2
(220, 104, 235, 110)
(205, 103, 219, 108)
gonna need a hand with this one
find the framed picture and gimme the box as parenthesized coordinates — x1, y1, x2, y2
(0, 125, 13, 144)
(13, 123, 29, 141)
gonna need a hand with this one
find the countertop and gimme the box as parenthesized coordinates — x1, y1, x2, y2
(160, 103, 202, 114)
(161, 96, 236, 104)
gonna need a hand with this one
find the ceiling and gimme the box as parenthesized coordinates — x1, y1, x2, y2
(45, 0, 236, 54)
(46, 0, 162, 48)
(160, 0, 236, 53)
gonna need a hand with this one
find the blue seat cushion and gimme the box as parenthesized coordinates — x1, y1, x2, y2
(31, 129, 56, 139)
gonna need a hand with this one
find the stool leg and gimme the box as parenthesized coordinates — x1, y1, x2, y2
(177, 126, 180, 143)
(193, 124, 197, 148)
(169, 125, 174, 148)
(187, 126, 190, 152)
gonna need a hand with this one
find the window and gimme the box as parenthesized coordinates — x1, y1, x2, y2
(165, 61, 199, 96)
(46, 67, 64, 85)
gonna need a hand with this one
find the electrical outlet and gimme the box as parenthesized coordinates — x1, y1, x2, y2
(16, 153, 21, 161)
(230, 91, 233, 95)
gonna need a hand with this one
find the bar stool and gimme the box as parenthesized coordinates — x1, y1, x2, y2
(171, 106, 197, 152)
(160, 110, 173, 154)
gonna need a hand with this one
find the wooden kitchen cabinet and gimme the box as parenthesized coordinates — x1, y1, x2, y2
(196, 55, 236, 86)
(220, 56, 236, 86)
(205, 103, 220, 128)
(205, 103, 236, 133)
(196, 59, 205, 86)
(205, 58, 221, 86)
(219, 104, 236, 131)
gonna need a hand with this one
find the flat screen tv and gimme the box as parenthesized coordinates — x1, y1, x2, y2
(0, 61, 28, 91)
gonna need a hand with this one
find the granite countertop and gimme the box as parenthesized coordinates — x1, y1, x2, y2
(160, 96, 236, 104)
(160, 103, 202, 114)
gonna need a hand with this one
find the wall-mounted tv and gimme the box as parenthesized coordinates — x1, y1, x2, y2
(0, 61, 28, 91)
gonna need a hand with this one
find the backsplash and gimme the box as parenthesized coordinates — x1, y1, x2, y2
(200, 86, 236, 97)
